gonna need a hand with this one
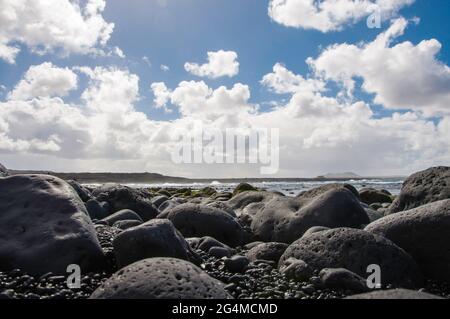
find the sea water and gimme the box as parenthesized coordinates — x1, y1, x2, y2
(97, 178, 404, 197)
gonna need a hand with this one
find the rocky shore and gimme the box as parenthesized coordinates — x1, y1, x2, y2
(0, 165, 449, 299)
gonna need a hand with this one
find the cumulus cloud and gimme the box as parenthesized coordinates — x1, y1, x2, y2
(261, 63, 325, 94)
(268, 0, 414, 32)
(307, 18, 450, 117)
(0, 0, 115, 63)
(1, 57, 449, 177)
(184, 50, 239, 78)
(8, 62, 78, 100)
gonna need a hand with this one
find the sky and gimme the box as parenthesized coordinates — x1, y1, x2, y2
(0, 0, 449, 178)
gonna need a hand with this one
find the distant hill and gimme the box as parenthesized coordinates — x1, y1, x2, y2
(8, 170, 189, 184)
(318, 172, 361, 179)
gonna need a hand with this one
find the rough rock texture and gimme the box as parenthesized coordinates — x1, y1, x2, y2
(101, 209, 143, 226)
(246, 242, 288, 263)
(90, 258, 232, 299)
(346, 289, 443, 299)
(158, 204, 244, 247)
(206, 201, 237, 218)
(113, 219, 199, 268)
(359, 188, 392, 205)
(319, 268, 369, 293)
(93, 184, 159, 221)
(0, 163, 9, 177)
(366, 199, 450, 282)
(279, 228, 422, 288)
(251, 189, 369, 243)
(302, 226, 330, 238)
(188, 236, 232, 253)
(387, 166, 450, 214)
(0, 175, 105, 276)
(297, 183, 360, 200)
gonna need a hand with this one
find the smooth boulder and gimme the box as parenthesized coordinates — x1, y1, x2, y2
(0, 175, 105, 276)
(113, 219, 199, 268)
(158, 204, 244, 247)
(251, 189, 369, 243)
(101, 209, 143, 226)
(366, 199, 450, 281)
(319, 268, 369, 293)
(90, 258, 231, 299)
(279, 228, 422, 288)
(387, 166, 450, 213)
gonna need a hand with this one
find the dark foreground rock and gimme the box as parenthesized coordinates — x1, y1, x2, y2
(0, 175, 105, 276)
(93, 184, 159, 221)
(113, 219, 199, 268)
(345, 289, 443, 299)
(296, 183, 360, 200)
(366, 199, 450, 282)
(158, 203, 244, 247)
(246, 242, 288, 263)
(279, 228, 422, 288)
(90, 258, 231, 299)
(251, 189, 369, 243)
(387, 166, 450, 214)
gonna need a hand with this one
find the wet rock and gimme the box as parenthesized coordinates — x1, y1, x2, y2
(0, 163, 9, 177)
(90, 258, 232, 299)
(209, 247, 232, 258)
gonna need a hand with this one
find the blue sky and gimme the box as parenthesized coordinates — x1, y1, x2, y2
(0, 0, 449, 177)
(1, 0, 448, 119)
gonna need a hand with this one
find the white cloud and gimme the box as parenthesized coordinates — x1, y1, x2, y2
(184, 50, 239, 78)
(0, 0, 114, 63)
(307, 18, 450, 117)
(0, 60, 449, 178)
(143, 56, 152, 68)
(160, 64, 170, 72)
(8, 62, 78, 100)
(261, 63, 325, 94)
(151, 82, 172, 112)
(268, 0, 414, 32)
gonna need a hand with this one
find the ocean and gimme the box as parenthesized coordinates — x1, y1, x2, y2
(105, 178, 404, 197)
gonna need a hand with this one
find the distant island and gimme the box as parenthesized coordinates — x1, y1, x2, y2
(317, 172, 361, 179)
